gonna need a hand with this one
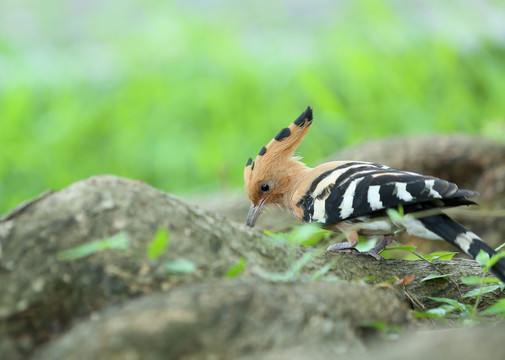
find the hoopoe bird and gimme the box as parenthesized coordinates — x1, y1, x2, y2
(244, 106, 505, 282)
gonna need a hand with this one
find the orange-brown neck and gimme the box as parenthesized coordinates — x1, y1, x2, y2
(277, 158, 311, 209)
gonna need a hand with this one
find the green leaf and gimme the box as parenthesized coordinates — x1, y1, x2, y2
(263, 229, 282, 238)
(460, 276, 483, 285)
(386, 208, 402, 222)
(224, 257, 246, 278)
(413, 311, 445, 319)
(360, 320, 402, 333)
(164, 259, 196, 274)
(415, 304, 458, 320)
(475, 250, 490, 267)
(147, 228, 170, 261)
(264, 225, 334, 247)
(460, 276, 500, 285)
(486, 252, 505, 270)
(427, 296, 466, 311)
(425, 251, 458, 262)
(361, 320, 386, 330)
(427, 307, 451, 317)
(354, 237, 377, 252)
(480, 299, 505, 315)
(402, 252, 422, 261)
(288, 224, 332, 246)
(383, 245, 416, 252)
(397, 204, 404, 217)
(386, 205, 406, 222)
(263, 230, 290, 243)
(462, 285, 500, 298)
(381, 277, 399, 285)
(421, 273, 452, 282)
(380, 245, 416, 258)
(57, 233, 130, 261)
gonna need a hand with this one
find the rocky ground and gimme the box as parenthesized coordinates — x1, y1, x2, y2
(1, 136, 505, 360)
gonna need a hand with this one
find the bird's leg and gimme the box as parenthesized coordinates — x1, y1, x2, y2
(359, 234, 395, 260)
(327, 233, 395, 261)
(327, 231, 359, 253)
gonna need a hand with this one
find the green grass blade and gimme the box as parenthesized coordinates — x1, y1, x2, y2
(462, 285, 500, 298)
(57, 233, 130, 261)
(147, 228, 170, 261)
(224, 257, 247, 278)
(480, 299, 505, 315)
(421, 273, 452, 282)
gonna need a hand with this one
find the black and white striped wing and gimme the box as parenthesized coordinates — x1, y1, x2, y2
(296, 162, 477, 225)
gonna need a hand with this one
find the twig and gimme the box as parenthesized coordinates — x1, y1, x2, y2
(391, 240, 463, 300)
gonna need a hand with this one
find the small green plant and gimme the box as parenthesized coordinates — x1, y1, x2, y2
(147, 228, 170, 261)
(420, 273, 453, 282)
(262, 225, 339, 282)
(57, 232, 130, 261)
(479, 298, 505, 316)
(255, 248, 328, 282)
(264, 224, 333, 246)
(414, 297, 471, 322)
(146, 227, 197, 274)
(377, 206, 505, 322)
(224, 257, 247, 278)
(360, 320, 403, 339)
(263, 213, 505, 323)
(164, 259, 196, 275)
(414, 249, 505, 323)
(466, 250, 505, 309)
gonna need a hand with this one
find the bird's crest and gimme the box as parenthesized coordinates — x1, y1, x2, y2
(244, 106, 313, 191)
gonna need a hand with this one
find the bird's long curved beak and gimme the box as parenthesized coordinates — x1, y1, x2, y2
(246, 198, 268, 227)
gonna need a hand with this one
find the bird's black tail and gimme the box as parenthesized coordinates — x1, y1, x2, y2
(416, 214, 505, 283)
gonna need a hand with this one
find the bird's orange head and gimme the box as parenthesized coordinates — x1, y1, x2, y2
(244, 106, 313, 227)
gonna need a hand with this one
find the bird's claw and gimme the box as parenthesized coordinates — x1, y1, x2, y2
(326, 242, 356, 252)
(357, 248, 385, 261)
(327, 243, 386, 261)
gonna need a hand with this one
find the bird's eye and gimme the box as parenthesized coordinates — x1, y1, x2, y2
(260, 183, 270, 193)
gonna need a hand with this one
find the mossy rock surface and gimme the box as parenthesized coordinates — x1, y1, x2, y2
(0, 174, 503, 359)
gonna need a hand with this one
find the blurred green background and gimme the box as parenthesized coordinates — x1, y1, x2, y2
(1, 0, 505, 215)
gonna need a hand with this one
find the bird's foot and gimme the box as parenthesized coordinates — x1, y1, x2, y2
(327, 243, 382, 260)
(327, 242, 358, 253)
(327, 234, 395, 261)
(356, 248, 385, 261)
(360, 234, 395, 260)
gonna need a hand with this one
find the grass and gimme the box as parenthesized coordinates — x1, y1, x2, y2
(414, 250, 505, 324)
(263, 223, 505, 323)
(1, 0, 505, 214)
